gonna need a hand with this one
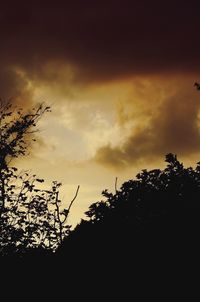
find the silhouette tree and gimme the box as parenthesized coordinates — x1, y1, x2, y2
(0, 101, 79, 256)
(0, 101, 51, 169)
(59, 153, 200, 262)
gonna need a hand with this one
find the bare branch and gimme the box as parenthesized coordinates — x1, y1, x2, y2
(62, 185, 80, 225)
(115, 177, 118, 194)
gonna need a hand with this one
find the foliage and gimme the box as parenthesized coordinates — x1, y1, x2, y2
(0, 101, 51, 169)
(64, 153, 200, 254)
(84, 153, 200, 223)
(0, 167, 72, 254)
(0, 101, 78, 256)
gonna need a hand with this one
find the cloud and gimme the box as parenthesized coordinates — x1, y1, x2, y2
(0, 1, 200, 172)
(94, 77, 200, 169)
(0, 0, 200, 104)
(0, 65, 34, 105)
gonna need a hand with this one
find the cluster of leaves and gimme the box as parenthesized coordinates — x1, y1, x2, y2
(0, 101, 51, 170)
(66, 153, 200, 249)
(0, 101, 78, 256)
(0, 167, 72, 254)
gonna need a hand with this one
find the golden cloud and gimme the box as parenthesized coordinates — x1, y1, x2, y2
(94, 76, 200, 169)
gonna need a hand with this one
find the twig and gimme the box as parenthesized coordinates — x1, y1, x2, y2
(63, 185, 80, 224)
(67, 185, 80, 213)
(115, 177, 118, 194)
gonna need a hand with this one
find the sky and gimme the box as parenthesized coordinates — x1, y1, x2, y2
(1, 1, 200, 225)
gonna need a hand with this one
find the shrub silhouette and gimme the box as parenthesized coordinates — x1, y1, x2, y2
(0, 101, 78, 257)
(2, 100, 200, 273)
(59, 153, 200, 264)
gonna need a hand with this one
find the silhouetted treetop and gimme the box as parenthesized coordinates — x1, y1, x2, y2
(0, 101, 78, 257)
(62, 153, 200, 256)
(0, 101, 51, 170)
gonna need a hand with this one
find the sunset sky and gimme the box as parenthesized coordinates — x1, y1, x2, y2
(1, 1, 200, 225)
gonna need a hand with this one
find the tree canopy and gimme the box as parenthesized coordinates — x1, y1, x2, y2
(1, 99, 200, 278)
(59, 153, 200, 263)
(0, 101, 78, 257)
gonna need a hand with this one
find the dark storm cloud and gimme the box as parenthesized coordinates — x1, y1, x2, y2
(1, 0, 200, 168)
(0, 0, 200, 90)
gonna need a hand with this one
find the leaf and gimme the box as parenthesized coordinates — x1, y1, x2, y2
(36, 179, 44, 183)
